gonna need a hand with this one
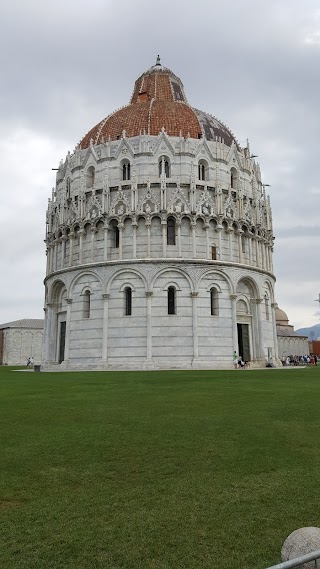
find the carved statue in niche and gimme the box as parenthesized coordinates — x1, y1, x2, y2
(117, 204, 125, 217)
(202, 202, 209, 216)
(167, 185, 190, 214)
(224, 194, 235, 219)
(196, 188, 215, 215)
(226, 206, 234, 219)
(244, 201, 253, 224)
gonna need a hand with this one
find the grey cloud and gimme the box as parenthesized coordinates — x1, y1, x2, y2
(1, 0, 319, 327)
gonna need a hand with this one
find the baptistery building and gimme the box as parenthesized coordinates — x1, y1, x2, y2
(43, 58, 279, 370)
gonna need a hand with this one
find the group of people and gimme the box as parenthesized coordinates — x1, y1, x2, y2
(281, 354, 318, 366)
(233, 352, 250, 369)
(26, 356, 34, 369)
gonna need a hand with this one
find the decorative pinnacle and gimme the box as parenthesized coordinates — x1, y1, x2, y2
(156, 55, 161, 66)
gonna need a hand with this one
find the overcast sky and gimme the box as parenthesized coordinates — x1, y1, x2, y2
(1, 0, 319, 329)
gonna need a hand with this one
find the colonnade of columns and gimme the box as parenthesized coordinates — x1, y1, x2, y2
(46, 222, 274, 275)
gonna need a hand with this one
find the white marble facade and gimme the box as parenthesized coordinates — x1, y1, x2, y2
(43, 63, 279, 370)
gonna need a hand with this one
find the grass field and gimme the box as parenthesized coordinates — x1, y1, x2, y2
(1, 365, 320, 569)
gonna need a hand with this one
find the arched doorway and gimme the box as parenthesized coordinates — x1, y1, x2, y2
(48, 281, 68, 363)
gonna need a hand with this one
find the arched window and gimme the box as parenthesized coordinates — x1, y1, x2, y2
(198, 160, 207, 181)
(159, 156, 170, 178)
(83, 290, 91, 318)
(265, 294, 270, 321)
(198, 163, 205, 181)
(86, 166, 95, 189)
(167, 217, 175, 245)
(210, 288, 219, 316)
(230, 167, 237, 189)
(125, 287, 132, 316)
(122, 161, 131, 181)
(168, 286, 176, 315)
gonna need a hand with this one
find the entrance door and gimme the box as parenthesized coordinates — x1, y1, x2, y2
(59, 321, 66, 363)
(237, 323, 250, 361)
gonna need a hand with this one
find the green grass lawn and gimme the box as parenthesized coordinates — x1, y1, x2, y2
(1, 365, 320, 569)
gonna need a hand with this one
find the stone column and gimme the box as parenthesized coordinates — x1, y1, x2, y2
(271, 302, 279, 361)
(261, 240, 265, 269)
(64, 299, 72, 362)
(228, 229, 234, 262)
(162, 221, 167, 257)
(255, 238, 260, 268)
(79, 229, 84, 264)
(47, 246, 52, 273)
(42, 307, 49, 362)
(270, 247, 274, 273)
(61, 237, 66, 268)
(90, 228, 95, 261)
(46, 249, 49, 275)
(54, 240, 58, 271)
(145, 291, 153, 361)
(146, 219, 151, 258)
(191, 292, 199, 360)
(238, 231, 243, 264)
(69, 232, 74, 266)
(216, 225, 222, 260)
(230, 294, 238, 353)
(269, 245, 273, 272)
(103, 227, 109, 261)
(132, 222, 137, 259)
(191, 221, 196, 258)
(248, 234, 253, 265)
(266, 243, 269, 271)
(118, 223, 124, 260)
(177, 220, 182, 257)
(205, 225, 210, 259)
(102, 293, 110, 364)
(45, 303, 57, 362)
(256, 298, 265, 360)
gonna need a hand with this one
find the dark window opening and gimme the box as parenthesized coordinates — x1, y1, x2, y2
(210, 288, 219, 316)
(83, 290, 91, 319)
(122, 162, 131, 181)
(125, 287, 132, 316)
(211, 246, 217, 260)
(159, 157, 170, 178)
(114, 225, 119, 248)
(198, 163, 205, 181)
(168, 286, 176, 315)
(86, 166, 95, 189)
(59, 321, 66, 363)
(167, 217, 175, 245)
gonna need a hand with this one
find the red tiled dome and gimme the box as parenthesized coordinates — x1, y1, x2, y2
(80, 58, 236, 149)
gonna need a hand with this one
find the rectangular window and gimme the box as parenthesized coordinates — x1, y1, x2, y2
(211, 246, 217, 260)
